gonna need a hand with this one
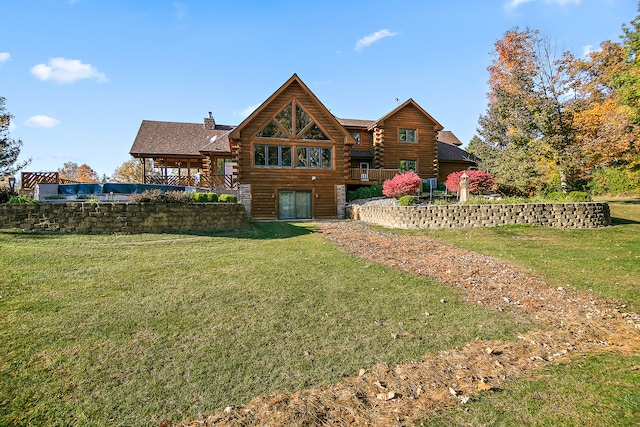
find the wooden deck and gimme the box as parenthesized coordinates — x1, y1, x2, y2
(348, 168, 399, 184)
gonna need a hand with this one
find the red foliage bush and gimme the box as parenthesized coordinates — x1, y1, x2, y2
(382, 171, 422, 198)
(445, 170, 496, 194)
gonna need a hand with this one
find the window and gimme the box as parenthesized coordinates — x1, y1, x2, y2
(257, 101, 330, 141)
(215, 158, 233, 175)
(400, 160, 417, 173)
(400, 128, 417, 142)
(349, 131, 361, 145)
(296, 147, 332, 168)
(254, 145, 292, 167)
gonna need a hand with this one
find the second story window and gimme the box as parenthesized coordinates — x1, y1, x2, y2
(400, 128, 417, 142)
(349, 131, 361, 145)
(254, 145, 292, 167)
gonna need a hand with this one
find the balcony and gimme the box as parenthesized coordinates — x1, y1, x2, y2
(349, 168, 399, 184)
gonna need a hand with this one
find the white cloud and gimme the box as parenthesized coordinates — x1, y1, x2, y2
(355, 29, 399, 51)
(0, 52, 10, 64)
(30, 57, 108, 84)
(25, 115, 61, 128)
(582, 44, 593, 57)
(506, 0, 580, 10)
(235, 104, 259, 118)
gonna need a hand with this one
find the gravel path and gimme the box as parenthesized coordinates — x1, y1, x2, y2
(183, 220, 640, 426)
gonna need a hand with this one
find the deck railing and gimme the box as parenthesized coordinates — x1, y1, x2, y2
(21, 172, 80, 189)
(349, 168, 399, 183)
(146, 175, 237, 189)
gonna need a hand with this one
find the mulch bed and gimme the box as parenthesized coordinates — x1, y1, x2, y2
(181, 221, 640, 426)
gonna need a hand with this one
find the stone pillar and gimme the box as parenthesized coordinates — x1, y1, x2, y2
(336, 184, 346, 219)
(459, 172, 470, 203)
(239, 184, 251, 218)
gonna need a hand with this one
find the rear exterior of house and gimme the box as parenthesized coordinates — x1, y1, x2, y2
(129, 74, 477, 220)
(229, 76, 353, 220)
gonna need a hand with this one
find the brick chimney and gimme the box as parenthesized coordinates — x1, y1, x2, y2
(204, 111, 216, 130)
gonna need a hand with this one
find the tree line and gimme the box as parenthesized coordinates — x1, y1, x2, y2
(469, 4, 640, 196)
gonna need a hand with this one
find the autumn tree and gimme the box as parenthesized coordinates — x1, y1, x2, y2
(0, 97, 30, 177)
(616, 4, 640, 125)
(58, 161, 99, 182)
(477, 27, 580, 195)
(113, 157, 158, 183)
(564, 41, 638, 170)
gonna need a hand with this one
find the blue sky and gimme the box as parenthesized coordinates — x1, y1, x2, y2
(2, 0, 638, 178)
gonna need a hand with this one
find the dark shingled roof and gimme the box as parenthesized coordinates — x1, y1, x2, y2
(438, 141, 479, 163)
(437, 130, 462, 146)
(337, 118, 376, 128)
(129, 120, 234, 157)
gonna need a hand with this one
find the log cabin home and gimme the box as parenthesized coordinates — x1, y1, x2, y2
(129, 74, 477, 220)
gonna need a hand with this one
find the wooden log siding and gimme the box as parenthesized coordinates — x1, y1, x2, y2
(232, 80, 349, 220)
(379, 104, 439, 179)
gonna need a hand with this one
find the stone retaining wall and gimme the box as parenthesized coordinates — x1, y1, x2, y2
(348, 202, 611, 229)
(0, 202, 249, 233)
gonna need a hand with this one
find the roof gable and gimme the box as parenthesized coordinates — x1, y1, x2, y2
(367, 98, 444, 132)
(229, 74, 353, 143)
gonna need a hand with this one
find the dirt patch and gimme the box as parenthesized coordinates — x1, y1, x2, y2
(181, 221, 640, 426)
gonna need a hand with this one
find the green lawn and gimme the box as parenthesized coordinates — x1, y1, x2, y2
(406, 200, 640, 426)
(0, 223, 531, 426)
(392, 200, 640, 311)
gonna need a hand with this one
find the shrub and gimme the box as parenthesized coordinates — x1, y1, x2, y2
(218, 194, 237, 203)
(588, 166, 640, 196)
(445, 170, 495, 194)
(0, 187, 11, 204)
(398, 195, 416, 206)
(370, 184, 383, 197)
(568, 191, 591, 202)
(356, 186, 372, 199)
(382, 172, 421, 198)
(9, 195, 39, 204)
(347, 190, 358, 201)
(129, 190, 191, 203)
(192, 192, 218, 203)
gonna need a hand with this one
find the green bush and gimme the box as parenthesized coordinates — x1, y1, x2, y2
(0, 187, 11, 204)
(588, 166, 640, 196)
(567, 191, 591, 202)
(9, 195, 39, 204)
(218, 194, 237, 203)
(347, 190, 358, 201)
(356, 186, 372, 199)
(398, 195, 416, 206)
(370, 184, 383, 197)
(192, 192, 218, 203)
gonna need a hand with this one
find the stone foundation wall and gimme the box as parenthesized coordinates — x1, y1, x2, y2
(0, 202, 249, 233)
(348, 202, 611, 229)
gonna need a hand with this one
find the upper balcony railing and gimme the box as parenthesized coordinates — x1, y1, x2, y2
(349, 168, 399, 183)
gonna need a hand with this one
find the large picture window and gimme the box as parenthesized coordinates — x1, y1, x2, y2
(257, 101, 330, 141)
(296, 147, 332, 168)
(254, 145, 292, 167)
(400, 128, 417, 142)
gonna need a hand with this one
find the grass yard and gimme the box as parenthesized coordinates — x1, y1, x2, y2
(0, 223, 531, 426)
(404, 200, 640, 426)
(393, 200, 640, 311)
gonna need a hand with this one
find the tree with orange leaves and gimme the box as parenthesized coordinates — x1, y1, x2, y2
(477, 27, 580, 195)
(58, 161, 99, 182)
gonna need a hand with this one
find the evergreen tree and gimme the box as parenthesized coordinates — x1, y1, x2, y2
(0, 97, 30, 177)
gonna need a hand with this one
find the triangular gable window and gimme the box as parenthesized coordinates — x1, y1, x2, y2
(257, 100, 330, 141)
